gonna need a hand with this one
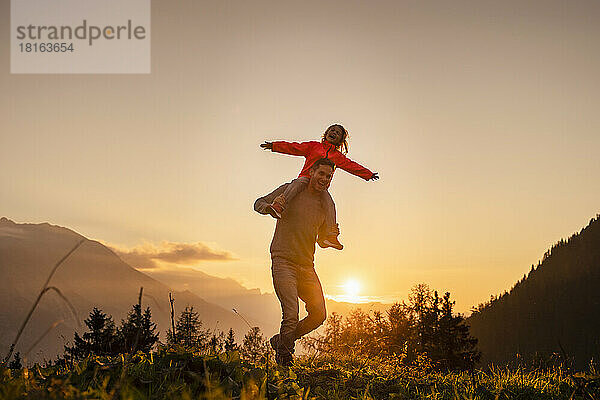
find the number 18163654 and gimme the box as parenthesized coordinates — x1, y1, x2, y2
(19, 42, 74, 52)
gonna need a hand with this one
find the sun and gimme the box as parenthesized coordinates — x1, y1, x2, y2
(343, 278, 361, 299)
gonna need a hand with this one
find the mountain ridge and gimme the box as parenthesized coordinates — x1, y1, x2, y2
(467, 214, 600, 368)
(0, 217, 262, 362)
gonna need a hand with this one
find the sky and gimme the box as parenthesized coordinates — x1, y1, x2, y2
(2, 0, 599, 313)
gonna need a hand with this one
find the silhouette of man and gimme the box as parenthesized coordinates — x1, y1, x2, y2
(254, 158, 335, 365)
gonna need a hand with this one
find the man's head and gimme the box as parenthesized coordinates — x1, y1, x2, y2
(308, 158, 335, 192)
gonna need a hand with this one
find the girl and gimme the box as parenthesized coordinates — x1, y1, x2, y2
(260, 124, 379, 250)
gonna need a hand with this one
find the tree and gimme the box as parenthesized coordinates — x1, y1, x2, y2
(8, 352, 22, 369)
(241, 327, 268, 363)
(117, 304, 158, 353)
(434, 292, 480, 370)
(408, 283, 437, 354)
(208, 331, 225, 354)
(167, 306, 208, 349)
(386, 302, 413, 357)
(65, 308, 117, 359)
(300, 283, 481, 371)
(224, 328, 238, 352)
(302, 312, 343, 354)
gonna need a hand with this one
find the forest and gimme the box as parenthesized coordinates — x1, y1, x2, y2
(469, 215, 600, 369)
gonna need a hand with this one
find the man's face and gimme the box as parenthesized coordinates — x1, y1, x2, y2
(309, 165, 334, 192)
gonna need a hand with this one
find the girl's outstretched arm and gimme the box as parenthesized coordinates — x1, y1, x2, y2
(270, 141, 315, 156)
(331, 153, 377, 181)
(260, 141, 273, 150)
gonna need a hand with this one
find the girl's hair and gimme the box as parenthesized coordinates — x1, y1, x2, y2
(321, 124, 349, 154)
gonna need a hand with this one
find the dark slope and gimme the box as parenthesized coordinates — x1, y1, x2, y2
(468, 215, 600, 368)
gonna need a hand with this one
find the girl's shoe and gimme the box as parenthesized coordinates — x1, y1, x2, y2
(266, 202, 283, 219)
(322, 236, 344, 250)
(266, 194, 286, 219)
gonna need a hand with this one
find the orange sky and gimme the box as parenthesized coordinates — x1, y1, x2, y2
(2, 0, 600, 313)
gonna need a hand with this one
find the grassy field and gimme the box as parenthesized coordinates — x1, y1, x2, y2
(2, 349, 599, 399)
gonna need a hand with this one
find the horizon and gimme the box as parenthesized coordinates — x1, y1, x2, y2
(2, 0, 600, 315)
(1, 214, 597, 315)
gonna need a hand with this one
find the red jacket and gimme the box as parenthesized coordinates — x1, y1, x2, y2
(272, 141, 374, 181)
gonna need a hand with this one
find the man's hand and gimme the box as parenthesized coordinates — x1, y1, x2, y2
(260, 141, 273, 150)
(330, 223, 341, 236)
(369, 172, 379, 181)
(273, 194, 286, 207)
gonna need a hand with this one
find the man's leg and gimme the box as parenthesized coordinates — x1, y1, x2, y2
(294, 265, 327, 339)
(271, 258, 299, 362)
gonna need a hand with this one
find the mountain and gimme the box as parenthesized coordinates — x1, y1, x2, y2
(0, 217, 259, 363)
(468, 215, 600, 368)
(138, 267, 279, 329)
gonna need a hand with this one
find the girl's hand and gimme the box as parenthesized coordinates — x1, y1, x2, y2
(369, 172, 379, 181)
(260, 141, 273, 150)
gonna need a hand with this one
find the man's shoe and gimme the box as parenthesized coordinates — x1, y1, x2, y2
(321, 236, 343, 250)
(275, 352, 293, 367)
(269, 334, 280, 352)
(269, 334, 294, 354)
(270, 334, 294, 366)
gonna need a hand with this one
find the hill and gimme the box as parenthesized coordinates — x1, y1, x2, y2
(0, 217, 258, 362)
(468, 214, 600, 368)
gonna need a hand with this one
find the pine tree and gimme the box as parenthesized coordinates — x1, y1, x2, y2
(224, 328, 238, 352)
(64, 308, 117, 359)
(8, 352, 22, 369)
(408, 283, 436, 354)
(117, 304, 158, 353)
(168, 306, 208, 349)
(208, 331, 224, 354)
(434, 292, 480, 370)
(386, 302, 412, 357)
(242, 327, 268, 364)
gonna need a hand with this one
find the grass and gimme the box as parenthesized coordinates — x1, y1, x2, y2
(1, 349, 598, 399)
(3, 243, 598, 398)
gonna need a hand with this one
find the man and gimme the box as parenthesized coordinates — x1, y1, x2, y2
(254, 157, 335, 365)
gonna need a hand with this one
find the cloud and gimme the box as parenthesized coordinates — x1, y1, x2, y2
(108, 241, 236, 269)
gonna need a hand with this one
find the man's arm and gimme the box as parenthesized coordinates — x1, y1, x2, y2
(316, 219, 330, 246)
(254, 183, 289, 214)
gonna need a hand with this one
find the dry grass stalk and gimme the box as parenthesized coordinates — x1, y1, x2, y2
(2, 238, 85, 365)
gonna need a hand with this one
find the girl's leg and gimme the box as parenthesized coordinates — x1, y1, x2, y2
(322, 189, 338, 234)
(278, 177, 310, 207)
(265, 177, 309, 219)
(320, 190, 343, 249)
